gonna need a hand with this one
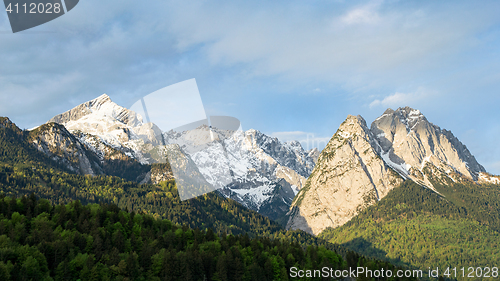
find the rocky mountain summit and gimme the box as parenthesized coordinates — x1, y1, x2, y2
(29, 121, 153, 182)
(48, 94, 165, 164)
(214, 129, 314, 219)
(155, 121, 315, 217)
(371, 107, 485, 186)
(287, 107, 491, 235)
(286, 115, 404, 235)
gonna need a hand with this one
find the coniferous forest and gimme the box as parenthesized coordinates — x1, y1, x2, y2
(0, 195, 419, 280)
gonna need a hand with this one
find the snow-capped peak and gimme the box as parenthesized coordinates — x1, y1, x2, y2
(46, 93, 317, 219)
(47, 95, 163, 163)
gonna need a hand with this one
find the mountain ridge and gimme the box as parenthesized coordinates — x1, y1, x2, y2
(42, 94, 317, 221)
(287, 106, 493, 235)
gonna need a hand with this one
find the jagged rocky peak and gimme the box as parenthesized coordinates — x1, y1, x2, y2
(335, 114, 368, 139)
(94, 93, 112, 103)
(45, 93, 316, 220)
(238, 129, 315, 178)
(286, 114, 403, 235)
(395, 106, 426, 131)
(0, 117, 14, 128)
(244, 129, 273, 150)
(285, 140, 302, 149)
(371, 106, 485, 183)
(29, 122, 102, 175)
(245, 129, 287, 151)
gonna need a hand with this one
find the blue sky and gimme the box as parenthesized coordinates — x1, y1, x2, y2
(1, 0, 500, 174)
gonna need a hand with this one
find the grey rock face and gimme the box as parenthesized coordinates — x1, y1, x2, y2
(286, 115, 403, 235)
(165, 126, 315, 215)
(241, 130, 315, 178)
(287, 107, 488, 235)
(257, 179, 297, 222)
(30, 122, 150, 182)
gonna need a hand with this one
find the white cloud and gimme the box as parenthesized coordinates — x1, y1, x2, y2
(369, 88, 433, 108)
(164, 0, 500, 89)
(2, 0, 500, 133)
(340, 1, 381, 25)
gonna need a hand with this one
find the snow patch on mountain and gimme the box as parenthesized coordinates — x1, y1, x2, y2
(48, 94, 165, 165)
(163, 126, 314, 212)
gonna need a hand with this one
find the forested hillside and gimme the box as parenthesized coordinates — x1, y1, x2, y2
(1, 117, 283, 237)
(320, 180, 500, 281)
(0, 195, 420, 280)
(0, 162, 287, 237)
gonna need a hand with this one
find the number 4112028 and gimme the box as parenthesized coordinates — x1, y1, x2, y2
(6, 2, 62, 14)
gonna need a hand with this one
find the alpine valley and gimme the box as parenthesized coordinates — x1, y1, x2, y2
(1, 93, 499, 280)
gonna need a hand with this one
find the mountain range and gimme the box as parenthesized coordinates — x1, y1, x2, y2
(21, 95, 500, 232)
(2, 93, 500, 280)
(16, 94, 500, 236)
(36, 94, 317, 221)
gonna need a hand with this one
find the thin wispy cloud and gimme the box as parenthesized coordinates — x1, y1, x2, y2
(369, 88, 434, 109)
(340, 1, 382, 25)
(165, 1, 499, 87)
